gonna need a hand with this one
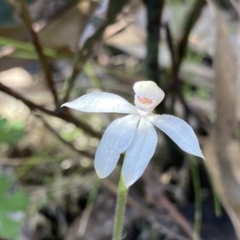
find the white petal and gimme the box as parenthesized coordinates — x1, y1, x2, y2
(149, 114, 205, 159)
(62, 92, 137, 114)
(122, 117, 158, 187)
(94, 114, 140, 178)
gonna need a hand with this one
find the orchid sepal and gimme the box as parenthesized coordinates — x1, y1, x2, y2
(94, 114, 140, 178)
(122, 117, 158, 187)
(62, 92, 137, 114)
(148, 114, 205, 159)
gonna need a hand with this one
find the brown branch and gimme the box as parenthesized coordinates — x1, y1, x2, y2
(63, 0, 130, 102)
(0, 83, 101, 139)
(164, 22, 175, 67)
(175, 0, 206, 66)
(163, 0, 205, 120)
(165, 0, 205, 93)
(19, 0, 59, 107)
(174, 0, 205, 119)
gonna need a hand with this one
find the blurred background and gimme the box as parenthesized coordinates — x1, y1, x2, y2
(0, 0, 239, 239)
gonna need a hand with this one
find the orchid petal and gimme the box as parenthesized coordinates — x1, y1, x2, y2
(94, 114, 140, 178)
(149, 114, 205, 159)
(62, 92, 137, 114)
(133, 81, 165, 114)
(122, 117, 158, 187)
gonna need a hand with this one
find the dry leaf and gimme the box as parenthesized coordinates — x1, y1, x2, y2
(204, 2, 240, 239)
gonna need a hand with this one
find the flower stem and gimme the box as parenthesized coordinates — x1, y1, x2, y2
(113, 173, 128, 240)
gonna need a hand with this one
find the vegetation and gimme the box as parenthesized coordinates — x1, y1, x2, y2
(0, 0, 239, 239)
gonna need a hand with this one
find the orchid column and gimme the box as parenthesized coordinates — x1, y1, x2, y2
(62, 81, 204, 239)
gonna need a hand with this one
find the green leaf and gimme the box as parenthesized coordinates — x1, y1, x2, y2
(0, 36, 69, 59)
(0, 175, 29, 239)
(0, 115, 25, 146)
(3, 191, 29, 211)
(0, 211, 21, 239)
(0, 175, 10, 199)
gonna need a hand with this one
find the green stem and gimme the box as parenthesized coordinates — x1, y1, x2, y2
(189, 156, 202, 240)
(143, 0, 165, 83)
(83, 61, 103, 90)
(203, 160, 222, 217)
(113, 173, 128, 240)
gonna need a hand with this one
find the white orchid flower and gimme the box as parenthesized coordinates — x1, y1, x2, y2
(62, 81, 204, 187)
